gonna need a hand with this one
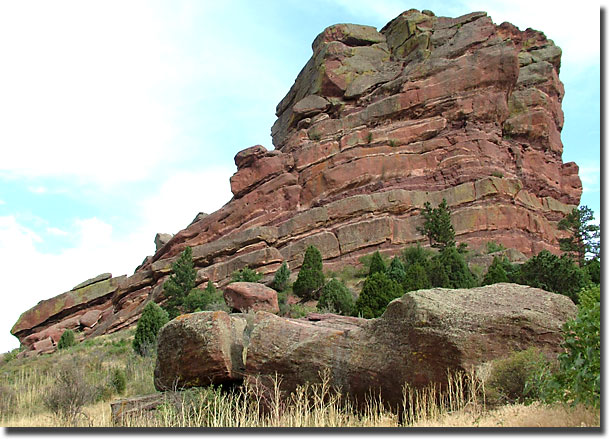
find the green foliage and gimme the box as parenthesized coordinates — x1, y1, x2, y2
(163, 247, 197, 318)
(517, 250, 586, 303)
(231, 266, 263, 283)
(387, 257, 406, 284)
(271, 262, 291, 292)
(417, 199, 455, 249)
(583, 258, 600, 284)
(486, 241, 506, 254)
(317, 279, 354, 316)
(429, 246, 477, 289)
(355, 272, 403, 319)
(403, 263, 431, 292)
(482, 256, 510, 285)
(486, 348, 550, 406)
(540, 285, 600, 408)
(286, 304, 317, 319)
(558, 205, 600, 264)
(369, 251, 387, 276)
(400, 244, 433, 267)
(110, 368, 127, 395)
(293, 246, 325, 300)
(57, 329, 77, 350)
(133, 302, 169, 356)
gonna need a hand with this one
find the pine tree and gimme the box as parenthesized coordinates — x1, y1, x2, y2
(417, 199, 455, 249)
(163, 247, 196, 318)
(293, 246, 325, 300)
(429, 246, 477, 289)
(369, 251, 387, 276)
(387, 256, 406, 284)
(355, 272, 403, 319)
(57, 329, 76, 350)
(482, 256, 510, 285)
(317, 279, 354, 315)
(231, 266, 263, 283)
(403, 263, 431, 292)
(558, 205, 600, 265)
(271, 262, 291, 292)
(133, 302, 169, 356)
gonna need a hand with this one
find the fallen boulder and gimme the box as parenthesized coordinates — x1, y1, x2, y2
(223, 282, 280, 314)
(154, 284, 576, 409)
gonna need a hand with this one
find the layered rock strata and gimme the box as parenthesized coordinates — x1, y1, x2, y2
(154, 284, 577, 409)
(12, 9, 581, 351)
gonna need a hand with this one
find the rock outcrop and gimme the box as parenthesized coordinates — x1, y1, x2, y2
(223, 282, 280, 314)
(12, 9, 581, 352)
(154, 284, 577, 409)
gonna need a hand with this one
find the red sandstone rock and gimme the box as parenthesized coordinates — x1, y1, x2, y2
(223, 282, 279, 314)
(12, 9, 582, 348)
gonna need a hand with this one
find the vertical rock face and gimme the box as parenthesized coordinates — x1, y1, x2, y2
(12, 10, 581, 350)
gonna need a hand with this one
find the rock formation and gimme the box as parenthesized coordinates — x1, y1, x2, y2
(12, 9, 581, 352)
(154, 284, 577, 409)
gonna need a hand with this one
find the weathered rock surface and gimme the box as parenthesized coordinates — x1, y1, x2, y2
(12, 9, 581, 351)
(154, 284, 576, 408)
(223, 282, 279, 314)
(154, 233, 173, 252)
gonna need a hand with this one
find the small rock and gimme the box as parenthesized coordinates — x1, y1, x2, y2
(223, 282, 279, 314)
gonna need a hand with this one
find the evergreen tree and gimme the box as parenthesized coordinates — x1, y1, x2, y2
(482, 256, 510, 285)
(417, 199, 455, 249)
(355, 272, 403, 319)
(57, 329, 76, 350)
(387, 256, 407, 284)
(183, 282, 214, 313)
(403, 263, 431, 292)
(516, 250, 586, 303)
(293, 246, 325, 300)
(231, 266, 263, 283)
(271, 262, 291, 292)
(558, 205, 600, 264)
(369, 251, 387, 276)
(317, 279, 355, 316)
(133, 302, 169, 356)
(401, 244, 433, 267)
(163, 247, 196, 318)
(429, 246, 477, 289)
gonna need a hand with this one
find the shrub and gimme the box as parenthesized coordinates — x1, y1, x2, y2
(482, 256, 510, 285)
(163, 247, 197, 318)
(231, 266, 263, 283)
(401, 244, 433, 267)
(355, 272, 403, 319)
(183, 282, 223, 313)
(43, 362, 96, 425)
(293, 246, 325, 300)
(541, 285, 600, 408)
(368, 251, 387, 276)
(58, 329, 77, 350)
(387, 256, 406, 284)
(429, 246, 476, 289)
(485, 348, 550, 406)
(583, 258, 600, 284)
(133, 301, 169, 356)
(403, 263, 431, 292)
(517, 250, 586, 303)
(317, 279, 354, 316)
(111, 368, 127, 395)
(486, 241, 506, 254)
(271, 262, 291, 292)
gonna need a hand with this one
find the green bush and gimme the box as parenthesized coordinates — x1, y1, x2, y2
(57, 329, 77, 350)
(368, 251, 387, 276)
(482, 256, 510, 285)
(271, 262, 291, 292)
(163, 247, 197, 318)
(517, 250, 586, 303)
(583, 258, 600, 284)
(317, 279, 354, 316)
(183, 282, 223, 313)
(293, 246, 325, 300)
(403, 263, 431, 292)
(486, 241, 506, 254)
(110, 368, 127, 395)
(428, 246, 477, 289)
(231, 266, 263, 283)
(355, 272, 403, 319)
(540, 285, 600, 408)
(486, 348, 550, 406)
(400, 244, 433, 267)
(133, 302, 169, 356)
(386, 257, 406, 284)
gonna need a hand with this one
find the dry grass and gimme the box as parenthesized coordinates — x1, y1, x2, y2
(0, 334, 600, 428)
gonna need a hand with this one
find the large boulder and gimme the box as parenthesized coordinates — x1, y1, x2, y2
(223, 282, 280, 314)
(154, 284, 576, 408)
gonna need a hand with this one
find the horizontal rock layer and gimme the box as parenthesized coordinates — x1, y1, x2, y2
(12, 9, 581, 352)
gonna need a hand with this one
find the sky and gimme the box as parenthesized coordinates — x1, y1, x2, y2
(0, 0, 601, 353)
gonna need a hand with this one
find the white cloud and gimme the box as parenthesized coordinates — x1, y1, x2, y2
(46, 227, 69, 237)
